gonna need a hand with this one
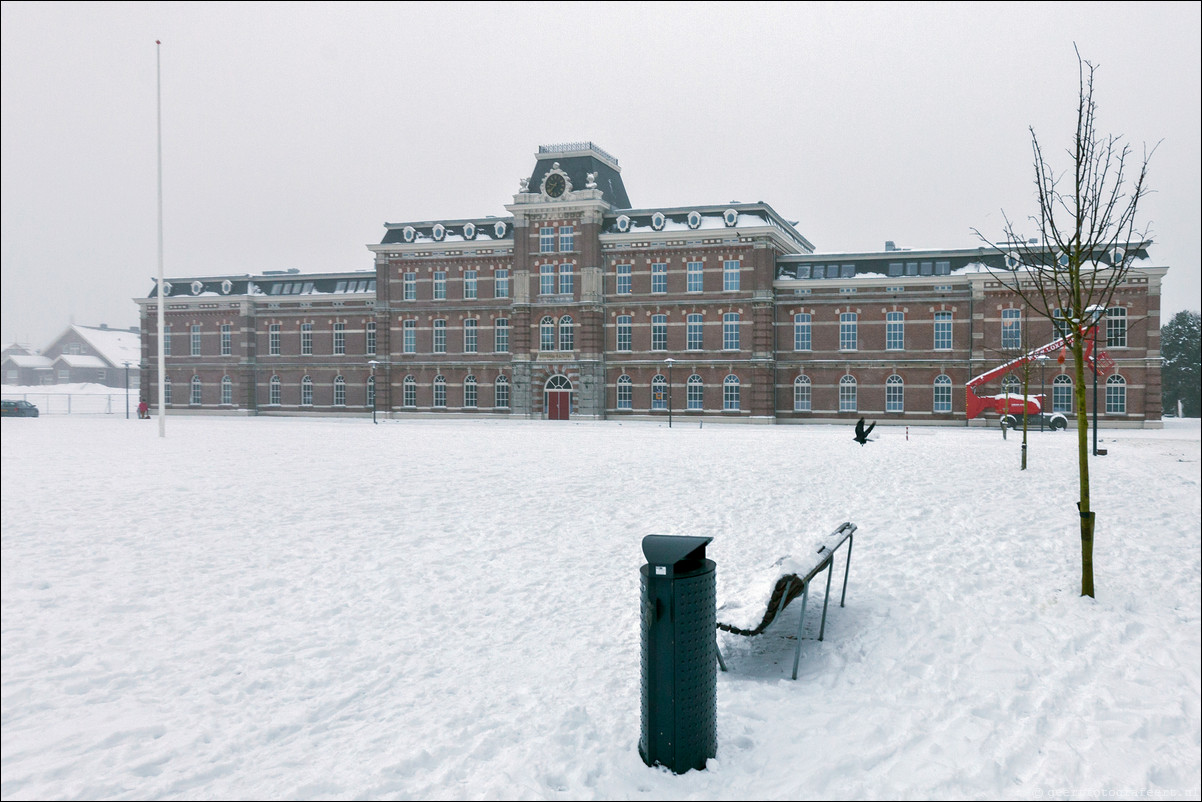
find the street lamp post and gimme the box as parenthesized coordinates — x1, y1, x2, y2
(1091, 326, 1099, 456)
(665, 357, 675, 428)
(368, 360, 378, 424)
(123, 361, 131, 419)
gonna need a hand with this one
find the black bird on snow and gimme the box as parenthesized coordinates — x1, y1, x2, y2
(853, 417, 876, 445)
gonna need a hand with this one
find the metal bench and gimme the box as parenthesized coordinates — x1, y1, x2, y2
(716, 522, 856, 680)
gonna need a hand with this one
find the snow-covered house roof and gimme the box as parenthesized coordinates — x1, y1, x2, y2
(73, 325, 140, 368)
(54, 354, 108, 369)
(3, 354, 53, 369)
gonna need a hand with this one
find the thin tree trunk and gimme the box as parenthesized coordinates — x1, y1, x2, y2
(1072, 335, 1095, 597)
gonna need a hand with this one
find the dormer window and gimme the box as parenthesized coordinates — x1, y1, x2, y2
(650, 212, 666, 231)
(463, 222, 476, 240)
(687, 211, 702, 229)
(402, 226, 416, 243)
(1111, 247, 1125, 266)
(616, 215, 631, 233)
(162, 282, 173, 296)
(723, 208, 738, 227)
(190, 281, 203, 295)
(432, 223, 446, 241)
(221, 279, 232, 294)
(494, 221, 507, 238)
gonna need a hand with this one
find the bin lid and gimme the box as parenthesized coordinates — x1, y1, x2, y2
(642, 535, 712, 567)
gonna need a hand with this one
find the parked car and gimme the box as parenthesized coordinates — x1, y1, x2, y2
(1, 399, 40, 417)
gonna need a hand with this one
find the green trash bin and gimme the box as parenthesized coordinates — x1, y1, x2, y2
(639, 534, 717, 773)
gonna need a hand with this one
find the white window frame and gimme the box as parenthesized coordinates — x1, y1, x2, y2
(301, 323, 313, 356)
(616, 264, 632, 295)
(687, 261, 703, 292)
(433, 320, 447, 353)
(839, 375, 857, 412)
(1105, 374, 1126, 413)
(687, 375, 703, 410)
(687, 314, 703, 351)
(495, 318, 509, 353)
(464, 319, 478, 353)
(934, 311, 953, 350)
(793, 375, 811, 412)
(723, 375, 740, 411)
(617, 375, 633, 409)
(651, 314, 667, 351)
(220, 324, 232, 356)
(540, 316, 556, 351)
(933, 374, 952, 413)
(403, 320, 417, 354)
(722, 313, 740, 351)
(886, 312, 904, 351)
(886, 374, 904, 412)
(723, 260, 740, 291)
(793, 313, 811, 351)
(333, 322, 345, 355)
(651, 263, 667, 294)
(839, 313, 858, 351)
(1001, 309, 1022, 350)
(616, 315, 632, 352)
(1106, 307, 1127, 348)
(334, 376, 346, 406)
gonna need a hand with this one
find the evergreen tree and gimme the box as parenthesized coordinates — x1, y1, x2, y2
(1161, 310, 1200, 416)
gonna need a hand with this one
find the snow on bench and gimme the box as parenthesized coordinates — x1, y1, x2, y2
(716, 522, 857, 680)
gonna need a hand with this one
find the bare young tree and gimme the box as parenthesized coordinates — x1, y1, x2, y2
(973, 47, 1155, 598)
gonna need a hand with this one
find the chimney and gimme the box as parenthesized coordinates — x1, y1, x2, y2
(885, 241, 897, 252)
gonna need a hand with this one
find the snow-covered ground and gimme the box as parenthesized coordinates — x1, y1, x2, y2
(2, 415, 1199, 800)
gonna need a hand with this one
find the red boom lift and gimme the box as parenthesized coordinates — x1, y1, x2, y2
(966, 318, 1111, 430)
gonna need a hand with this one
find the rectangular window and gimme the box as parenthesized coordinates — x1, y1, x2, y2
(793, 313, 811, 351)
(433, 271, 446, 300)
(164, 325, 172, 356)
(433, 320, 446, 353)
(616, 264, 632, 295)
(1001, 309, 1022, 350)
(269, 324, 280, 356)
(723, 313, 740, 350)
(559, 263, 573, 295)
(559, 226, 574, 252)
(333, 322, 346, 355)
(301, 323, 312, 355)
(220, 324, 232, 356)
(366, 321, 376, 355)
(495, 269, 509, 298)
(403, 272, 417, 300)
(839, 313, 858, 351)
(687, 314, 703, 350)
(886, 312, 904, 351)
(464, 319, 478, 353)
(723, 260, 740, 291)
(1106, 307, 1127, 348)
(464, 270, 477, 300)
(934, 311, 953, 350)
(540, 264, 555, 295)
(191, 325, 201, 356)
(687, 261, 703, 292)
(494, 318, 509, 353)
(403, 320, 417, 353)
(888, 262, 903, 277)
(651, 263, 667, 294)
(617, 316, 632, 351)
(651, 314, 667, 351)
(540, 227, 555, 253)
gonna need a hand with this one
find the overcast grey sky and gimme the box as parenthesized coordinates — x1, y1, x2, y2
(2, 1, 1198, 349)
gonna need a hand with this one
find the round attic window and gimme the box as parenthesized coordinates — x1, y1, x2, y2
(432, 223, 446, 241)
(651, 212, 666, 231)
(190, 280, 203, 295)
(687, 211, 702, 229)
(463, 222, 476, 240)
(616, 215, 631, 233)
(494, 221, 507, 238)
(402, 226, 416, 243)
(1005, 252, 1021, 269)
(162, 282, 173, 296)
(1111, 247, 1125, 266)
(723, 208, 738, 227)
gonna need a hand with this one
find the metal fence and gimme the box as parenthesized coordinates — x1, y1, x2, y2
(2, 392, 136, 415)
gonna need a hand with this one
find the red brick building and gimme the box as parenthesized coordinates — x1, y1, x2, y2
(137, 143, 1166, 427)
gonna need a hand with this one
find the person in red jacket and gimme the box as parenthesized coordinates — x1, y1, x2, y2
(137, 399, 149, 419)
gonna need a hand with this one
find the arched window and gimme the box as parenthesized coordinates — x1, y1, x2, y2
(1002, 373, 1020, 397)
(301, 376, 313, 406)
(1105, 374, 1126, 414)
(433, 375, 447, 408)
(933, 374, 952, 413)
(723, 374, 740, 411)
(221, 375, 233, 405)
(189, 375, 202, 405)
(793, 375, 811, 412)
(334, 376, 346, 406)
(163, 377, 173, 405)
(540, 316, 556, 351)
(1053, 374, 1073, 413)
(269, 375, 280, 405)
(617, 375, 633, 409)
(403, 375, 417, 407)
(495, 375, 510, 408)
(559, 316, 574, 351)
(651, 374, 667, 410)
(839, 375, 857, 412)
(464, 375, 477, 408)
(687, 374, 704, 410)
(886, 374, 904, 412)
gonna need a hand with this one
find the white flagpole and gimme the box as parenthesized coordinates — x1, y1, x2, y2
(155, 40, 166, 438)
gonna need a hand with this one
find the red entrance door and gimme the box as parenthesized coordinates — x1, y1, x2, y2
(547, 391, 570, 420)
(545, 375, 572, 420)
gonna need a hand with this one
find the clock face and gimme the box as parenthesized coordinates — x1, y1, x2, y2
(544, 172, 566, 198)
